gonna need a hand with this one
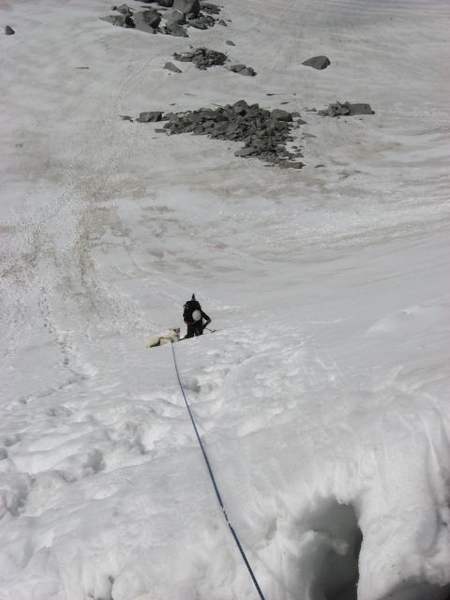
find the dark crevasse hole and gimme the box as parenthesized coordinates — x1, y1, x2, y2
(381, 582, 450, 600)
(306, 499, 362, 600)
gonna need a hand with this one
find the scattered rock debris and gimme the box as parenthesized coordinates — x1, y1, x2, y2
(137, 100, 305, 168)
(228, 64, 256, 76)
(101, 1, 222, 37)
(173, 47, 227, 69)
(172, 47, 256, 75)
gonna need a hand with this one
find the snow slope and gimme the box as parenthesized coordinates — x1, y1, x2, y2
(0, 0, 449, 598)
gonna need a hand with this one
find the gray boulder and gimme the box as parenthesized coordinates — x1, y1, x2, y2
(234, 147, 257, 157)
(161, 23, 189, 36)
(201, 2, 221, 14)
(164, 61, 183, 73)
(101, 14, 134, 27)
(137, 111, 164, 122)
(319, 101, 374, 117)
(158, 0, 174, 5)
(186, 14, 215, 29)
(270, 109, 293, 122)
(164, 9, 186, 24)
(348, 103, 375, 115)
(229, 64, 256, 76)
(239, 67, 256, 77)
(173, 0, 200, 14)
(302, 55, 331, 70)
(113, 4, 133, 16)
(5, 25, 15, 35)
(132, 11, 161, 32)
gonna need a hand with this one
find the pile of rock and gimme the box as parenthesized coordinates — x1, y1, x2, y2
(137, 100, 305, 168)
(173, 48, 228, 69)
(228, 63, 256, 77)
(319, 101, 375, 116)
(172, 47, 256, 75)
(101, 1, 221, 36)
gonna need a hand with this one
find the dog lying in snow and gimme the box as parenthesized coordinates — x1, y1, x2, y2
(146, 328, 181, 348)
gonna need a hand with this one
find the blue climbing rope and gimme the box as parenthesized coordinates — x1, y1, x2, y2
(170, 341, 267, 600)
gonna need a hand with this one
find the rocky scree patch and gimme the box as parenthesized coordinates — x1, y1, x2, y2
(171, 47, 256, 75)
(137, 100, 305, 168)
(173, 47, 228, 69)
(101, 1, 222, 37)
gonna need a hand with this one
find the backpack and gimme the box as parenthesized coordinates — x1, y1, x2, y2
(183, 294, 202, 323)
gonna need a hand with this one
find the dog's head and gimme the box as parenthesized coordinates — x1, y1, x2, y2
(170, 327, 181, 340)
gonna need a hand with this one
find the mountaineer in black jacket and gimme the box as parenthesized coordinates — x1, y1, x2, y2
(183, 294, 211, 338)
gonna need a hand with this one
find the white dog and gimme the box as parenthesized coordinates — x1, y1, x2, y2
(146, 328, 181, 348)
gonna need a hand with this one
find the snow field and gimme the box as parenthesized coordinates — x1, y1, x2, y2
(1, 0, 450, 598)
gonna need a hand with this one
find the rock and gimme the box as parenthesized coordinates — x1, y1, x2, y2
(162, 23, 189, 36)
(164, 61, 183, 73)
(348, 103, 375, 115)
(114, 4, 133, 16)
(229, 63, 245, 72)
(225, 40, 236, 46)
(270, 109, 292, 122)
(283, 161, 304, 169)
(5, 25, 15, 35)
(319, 101, 374, 117)
(158, 0, 174, 5)
(302, 55, 331, 70)
(101, 14, 127, 27)
(231, 99, 250, 115)
(137, 111, 164, 122)
(173, 47, 227, 69)
(235, 147, 257, 157)
(229, 64, 256, 76)
(164, 8, 186, 24)
(133, 10, 162, 30)
(240, 67, 256, 76)
(186, 18, 207, 29)
(186, 14, 215, 29)
(173, 0, 201, 14)
(201, 2, 221, 14)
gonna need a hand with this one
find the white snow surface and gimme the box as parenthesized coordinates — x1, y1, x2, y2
(1, 0, 449, 598)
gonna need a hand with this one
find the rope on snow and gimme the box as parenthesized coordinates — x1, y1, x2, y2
(170, 341, 267, 600)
